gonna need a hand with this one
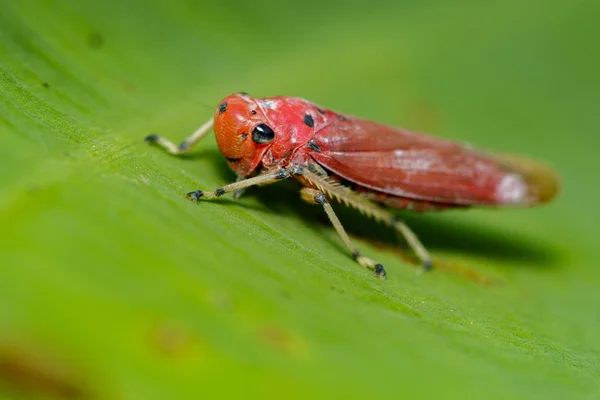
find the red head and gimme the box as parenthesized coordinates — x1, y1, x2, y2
(213, 93, 318, 177)
(213, 93, 271, 177)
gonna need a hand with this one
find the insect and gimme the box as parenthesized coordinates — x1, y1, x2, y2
(145, 93, 559, 279)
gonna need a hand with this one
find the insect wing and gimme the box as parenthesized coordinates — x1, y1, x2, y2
(310, 117, 558, 206)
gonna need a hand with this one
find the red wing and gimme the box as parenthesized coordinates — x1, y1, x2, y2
(310, 117, 558, 206)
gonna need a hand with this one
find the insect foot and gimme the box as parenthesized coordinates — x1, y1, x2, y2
(186, 190, 204, 203)
(353, 251, 387, 280)
(144, 133, 159, 143)
(374, 264, 387, 279)
(421, 258, 433, 273)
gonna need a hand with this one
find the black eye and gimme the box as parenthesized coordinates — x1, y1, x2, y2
(252, 123, 275, 144)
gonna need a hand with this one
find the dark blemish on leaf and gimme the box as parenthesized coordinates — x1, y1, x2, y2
(307, 140, 322, 152)
(87, 32, 104, 49)
(316, 107, 326, 115)
(152, 322, 195, 357)
(258, 325, 302, 354)
(330, 285, 345, 294)
(218, 102, 227, 113)
(0, 344, 88, 399)
(42, 82, 50, 89)
(281, 290, 291, 299)
(303, 114, 314, 128)
(237, 92, 249, 95)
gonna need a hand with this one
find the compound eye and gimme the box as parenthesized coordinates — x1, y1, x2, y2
(252, 123, 275, 144)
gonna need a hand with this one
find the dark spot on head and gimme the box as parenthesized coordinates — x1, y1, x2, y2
(251, 110, 257, 115)
(218, 102, 227, 114)
(87, 32, 103, 49)
(252, 124, 275, 144)
(225, 157, 242, 163)
(303, 114, 314, 128)
(307, 140, 322, 152)
(42, 82, 50, 88)
(338, 115, 348, 121)
(240, 132, 248, 139)
(316, 107, 326, 115)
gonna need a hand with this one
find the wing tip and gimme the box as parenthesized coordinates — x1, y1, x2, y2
(524, 166, 560, 204)
(494, 154, 560, 205)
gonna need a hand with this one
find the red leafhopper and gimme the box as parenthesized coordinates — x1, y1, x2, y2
(146, 93, 559, 279)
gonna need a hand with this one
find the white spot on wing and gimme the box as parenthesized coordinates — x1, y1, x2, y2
(496, 174, 528, 204)
(261, 99, 281, 110)
(390, 150, 433, 171)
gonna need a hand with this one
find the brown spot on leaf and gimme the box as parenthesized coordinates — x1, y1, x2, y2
(432, 258, 496, 286)
(0, 343, 89, 399)
(365, 239, 497, 286)
(259, 325, 306, 356)
(151, 322, 197, 357)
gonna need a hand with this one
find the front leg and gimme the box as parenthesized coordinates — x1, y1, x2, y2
(187, 168, 292, 202)
(145, 118, 214, 155)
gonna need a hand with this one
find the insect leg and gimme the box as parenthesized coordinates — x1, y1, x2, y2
(300, 188, 386, 279)
(390, 217, 433, 272)
(145, 118, 214, 155)
(232, 176, 248, 200)
(187, 168, 291, 202)
(300, 168, 433, 272)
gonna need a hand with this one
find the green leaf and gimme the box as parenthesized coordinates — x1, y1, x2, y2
(1, 0, 599, 398)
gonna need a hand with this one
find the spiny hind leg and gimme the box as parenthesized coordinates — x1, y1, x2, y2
(300, 187, 386, 279)
(299, 168, 433, 272)
(145, 118, 214, 155)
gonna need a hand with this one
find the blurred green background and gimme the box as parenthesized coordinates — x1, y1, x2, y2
(1, 0, 599, 398)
